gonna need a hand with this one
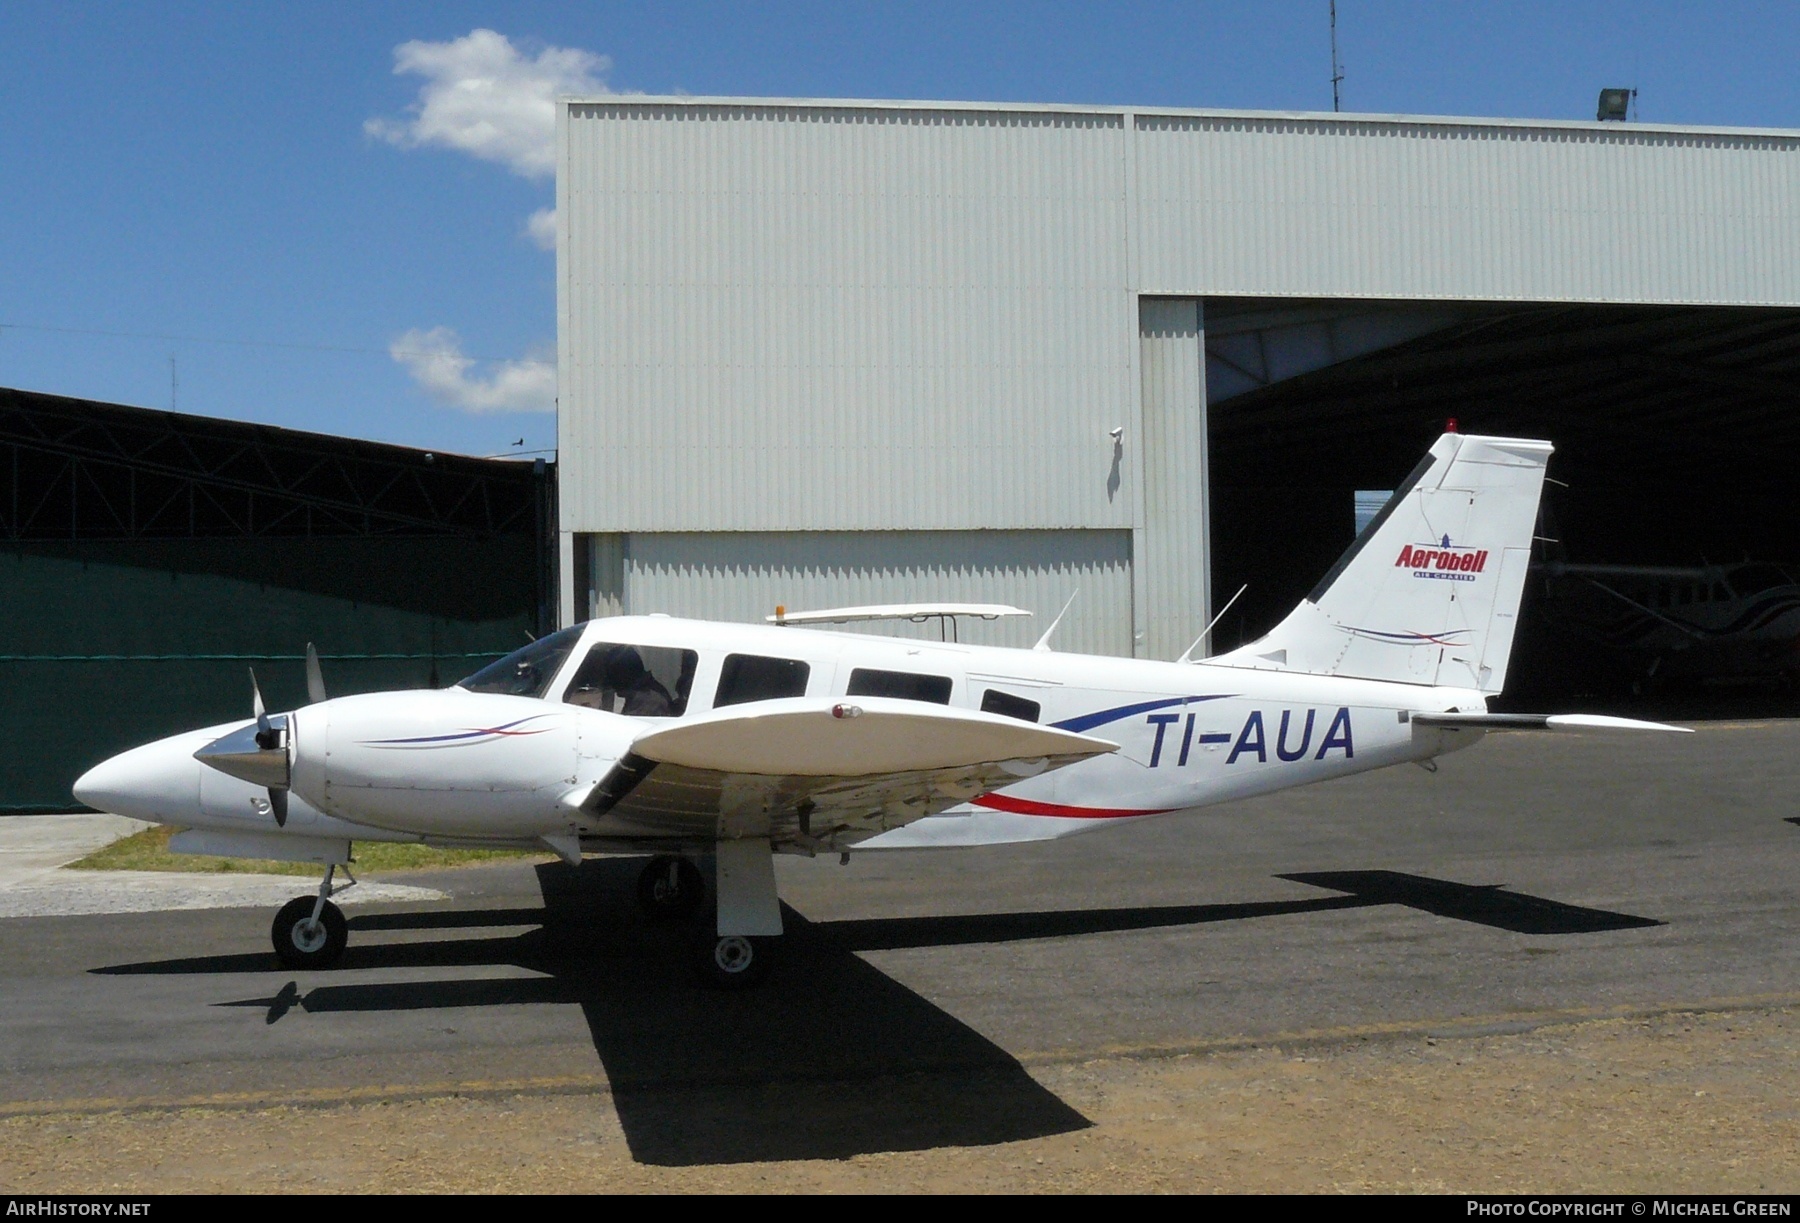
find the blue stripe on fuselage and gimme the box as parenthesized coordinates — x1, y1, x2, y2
(1053, 694, 1232, 734)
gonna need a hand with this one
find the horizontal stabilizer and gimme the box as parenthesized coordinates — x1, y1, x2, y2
(1411, 712, 1691, 734)
(629, 696, 1113, 776)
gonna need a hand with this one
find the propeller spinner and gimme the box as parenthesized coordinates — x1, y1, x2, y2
(194, 668, 293, 826)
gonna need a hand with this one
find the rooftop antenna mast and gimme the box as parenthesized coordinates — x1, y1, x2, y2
(1330, 1, 1344, 113)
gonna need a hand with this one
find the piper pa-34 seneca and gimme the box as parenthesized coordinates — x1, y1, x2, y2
(74, 430, 1687, 987)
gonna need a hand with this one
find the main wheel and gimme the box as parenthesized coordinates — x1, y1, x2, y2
(271, 896, 348, 969)
(690, 931, 777, 989)
(636, 854, 705, 921)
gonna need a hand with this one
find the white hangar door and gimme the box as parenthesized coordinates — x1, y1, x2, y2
(574, 530, 1134, 657)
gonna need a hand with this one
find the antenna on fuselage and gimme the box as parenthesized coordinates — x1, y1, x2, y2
(1032, 590, 1080, 652)
(1177, 584, 1248, 664)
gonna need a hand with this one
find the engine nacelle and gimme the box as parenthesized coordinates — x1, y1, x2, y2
(289, 688, 634, 838)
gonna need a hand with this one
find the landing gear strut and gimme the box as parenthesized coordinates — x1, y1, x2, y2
(688, 838, 783, 989)
(635, 854, 705, 921)
(272, 864, 348, 969)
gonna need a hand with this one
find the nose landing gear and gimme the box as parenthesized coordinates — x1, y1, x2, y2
(272, 864, 348, 969)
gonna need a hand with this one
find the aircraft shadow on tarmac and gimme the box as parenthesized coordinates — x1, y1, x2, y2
(90, 861, 1660, 1166)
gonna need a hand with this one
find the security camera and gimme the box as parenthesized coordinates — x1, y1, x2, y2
(1109, 427, 1124, 441)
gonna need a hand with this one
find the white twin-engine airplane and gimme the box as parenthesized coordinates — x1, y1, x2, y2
(74, 431, 1686, 987)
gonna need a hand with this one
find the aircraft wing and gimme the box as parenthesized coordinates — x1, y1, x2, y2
(576, 697, 1116, 847)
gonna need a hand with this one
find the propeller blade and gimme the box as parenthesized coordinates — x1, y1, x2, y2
(305, 643, 327, 705)
(249, 668, 279, 750)
(269, 788, 287, 828)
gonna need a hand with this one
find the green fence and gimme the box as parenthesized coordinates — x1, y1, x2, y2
(1, 537, 536, 812)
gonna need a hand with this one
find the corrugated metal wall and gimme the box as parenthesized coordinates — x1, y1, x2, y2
(560, 104, 1136, 534)
(1138, 298, 1211, 660)
(597, 529, 1132, 656)
(1135, 114, 1800, 304)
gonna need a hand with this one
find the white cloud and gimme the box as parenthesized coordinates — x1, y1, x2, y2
(391, 327, 555, 414)
(365, 29, 608, 180)
(524, 206, 558, 251)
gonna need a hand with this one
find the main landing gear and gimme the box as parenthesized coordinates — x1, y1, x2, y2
(634, 844, 783, 989)
(635, 854, 705, 921)
(690, 931, 777, 989)
(272, 863, 348, 969)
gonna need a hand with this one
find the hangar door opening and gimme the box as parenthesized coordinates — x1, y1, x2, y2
(1201, 298, 1800, 713)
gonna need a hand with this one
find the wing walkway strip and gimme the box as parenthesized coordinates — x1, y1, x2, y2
(4, 989, 1797, 1120)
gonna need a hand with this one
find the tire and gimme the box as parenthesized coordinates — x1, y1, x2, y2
(271, 896, 348, 969)
(636, 854, 705, 921)
(689, 930, 776, 989)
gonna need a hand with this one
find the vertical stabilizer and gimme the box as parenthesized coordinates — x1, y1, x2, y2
(1210, 432, 1552, 693)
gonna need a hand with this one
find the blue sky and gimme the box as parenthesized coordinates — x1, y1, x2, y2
(1, 2, 1795, 459)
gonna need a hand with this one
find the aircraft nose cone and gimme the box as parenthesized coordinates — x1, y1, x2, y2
(73, 737, 202, 822)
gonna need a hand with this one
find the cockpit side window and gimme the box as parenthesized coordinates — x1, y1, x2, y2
(715, 654, 811, 707)
(457, 626, 584, 699)
(563, 643, 698, 717)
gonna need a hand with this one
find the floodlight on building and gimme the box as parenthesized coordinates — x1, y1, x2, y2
(1597, 88, 1634, 121)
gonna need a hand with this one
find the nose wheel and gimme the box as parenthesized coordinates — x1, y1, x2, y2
(636, 854, 705, 921)
(271, 864, 349, 969)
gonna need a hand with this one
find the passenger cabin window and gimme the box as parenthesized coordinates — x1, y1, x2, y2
(458, 626, 584, 699)
(562, 643, 697, 717)
(715, 654, 811, 707)
(846, 668, 953, 705)
(980, 688, 1041, 723)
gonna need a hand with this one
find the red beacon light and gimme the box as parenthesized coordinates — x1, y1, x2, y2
(1445, 417, 1459, 433)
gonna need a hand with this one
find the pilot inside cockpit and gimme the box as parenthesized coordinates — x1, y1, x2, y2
(562, 642, 695, 717)
(603, 646, 675, 716)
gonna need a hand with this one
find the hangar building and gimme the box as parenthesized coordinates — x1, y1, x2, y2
(1, 388, 554, 811)
(554, 98, 1800, 677)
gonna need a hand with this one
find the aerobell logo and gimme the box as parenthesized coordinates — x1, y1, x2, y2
(1395, 536, 1488, 583)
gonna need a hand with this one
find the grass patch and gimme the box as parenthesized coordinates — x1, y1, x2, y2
(64, 823, 543, 876)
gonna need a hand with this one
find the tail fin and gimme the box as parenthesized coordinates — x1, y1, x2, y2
(1211, 432, 1552, 693)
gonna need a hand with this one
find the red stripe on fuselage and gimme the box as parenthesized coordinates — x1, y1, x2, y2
(972, 793, 1176, 820)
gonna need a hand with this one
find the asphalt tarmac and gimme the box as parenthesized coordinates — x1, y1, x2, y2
(3, 720, 1797, 1170)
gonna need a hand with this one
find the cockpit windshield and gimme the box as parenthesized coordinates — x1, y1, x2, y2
(457, 625, 584, 699)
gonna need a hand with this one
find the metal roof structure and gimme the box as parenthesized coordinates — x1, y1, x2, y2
(0, 387, 550, 541)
